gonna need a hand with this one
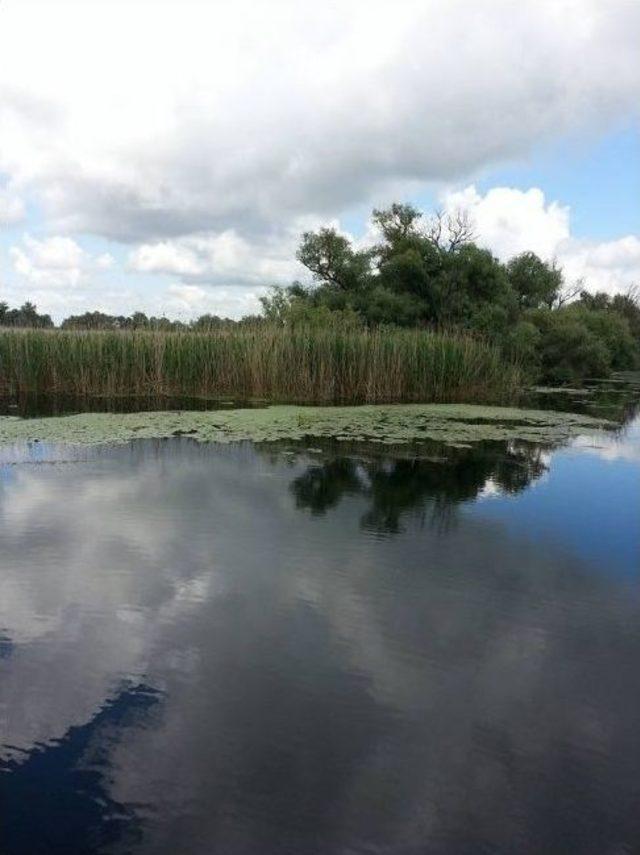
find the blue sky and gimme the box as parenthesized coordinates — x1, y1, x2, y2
(475, 124, 639, 241)
(0, 1, 639, 320)
(472, 442, 640, 579)
(341, 123, 639, 242)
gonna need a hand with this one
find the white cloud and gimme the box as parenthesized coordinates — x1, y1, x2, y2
(129, 227, 304, 286)
(441, 185, 640, 296)
(0, 1, 638, 243)
(164, 284, 266, 318)
(130, 242, 205, 278)
(96, 252, 115, 270)
(0, 185, 25, 224)
(442, 186, 570, 260)
(9, 234, 114, 290)
(0, 2, 638, 316)
(559, 236, 640, 296)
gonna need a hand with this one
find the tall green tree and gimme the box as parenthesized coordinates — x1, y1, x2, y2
(296, 228, 372, 292)
(506, 252, 563, 309)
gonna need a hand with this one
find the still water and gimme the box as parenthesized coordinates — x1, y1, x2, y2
(1, 409, 639, 853)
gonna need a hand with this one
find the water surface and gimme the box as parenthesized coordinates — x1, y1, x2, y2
(1, 404, 639, 854)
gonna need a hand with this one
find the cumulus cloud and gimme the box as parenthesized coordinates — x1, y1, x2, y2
(442, 186, 570, 260)
(441, 185, 640, 296)
(559, 236, 640, 295)
(128, 225, 309, 286)
(9, 234, 115, 291)
(0, 1, 638, 244)
(0, 1, 638, 316)
(164, 284, 267, 318)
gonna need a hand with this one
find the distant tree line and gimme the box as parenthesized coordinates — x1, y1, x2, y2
(59, 311, 246, 332)
(2, 202, 639, 383)
(0, 305, 250, 332)
(0, 301, 54, 329)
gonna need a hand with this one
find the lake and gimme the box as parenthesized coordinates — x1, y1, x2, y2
(1, 392, 639, 854)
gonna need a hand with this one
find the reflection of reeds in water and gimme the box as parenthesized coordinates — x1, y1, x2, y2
(0, 327, 521, 404)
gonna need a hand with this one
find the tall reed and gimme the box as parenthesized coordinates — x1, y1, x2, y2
(0, 327, 521, 404)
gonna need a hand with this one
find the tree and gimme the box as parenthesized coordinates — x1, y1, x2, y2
(426, 210, 476, 252)
(436, 244, 514, 327)
(371, 203, 422, 244)
(0, 301, 53, 328)
(530, 308, 611, 383)
(259, 199, 640, 383)
(567, 304, 639, 370)
(506, 252, 563, 309)
(611, 286, 640, 340)
(296, 228, 371, 291)
(578, 290, 611, 311)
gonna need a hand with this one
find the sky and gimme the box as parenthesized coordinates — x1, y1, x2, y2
(0, 0, 638, 321)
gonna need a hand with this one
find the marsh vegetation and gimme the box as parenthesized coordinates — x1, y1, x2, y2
(0, 326, 519, 404)
(2, 205, 639, 405)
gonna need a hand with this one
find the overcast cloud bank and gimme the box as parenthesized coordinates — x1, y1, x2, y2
(0, 0, 638, 318)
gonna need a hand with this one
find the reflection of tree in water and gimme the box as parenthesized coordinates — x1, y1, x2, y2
(1, 683, 161, 855)
(290, 441, 548, 533)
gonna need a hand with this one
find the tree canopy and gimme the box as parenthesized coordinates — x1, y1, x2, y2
(262, 203, 640, 382)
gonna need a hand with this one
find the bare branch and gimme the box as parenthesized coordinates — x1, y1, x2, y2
(427, 209, 476, 251)
(426, 211, 444, 248)
(447, 209, 476, 252)
(554, 277, 583, 309)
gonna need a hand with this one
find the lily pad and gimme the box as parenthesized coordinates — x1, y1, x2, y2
(0, 403, 613, 449)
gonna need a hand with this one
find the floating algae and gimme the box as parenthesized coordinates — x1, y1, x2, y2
(0, 404, 614, 449)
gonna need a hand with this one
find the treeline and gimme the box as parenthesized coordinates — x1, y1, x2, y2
(60, 311, 248, 332)
(0, 301, 54, 329)
(2, 203, 639, 384)
(0, 303, 245, 332)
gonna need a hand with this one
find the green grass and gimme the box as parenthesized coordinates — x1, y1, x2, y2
(0, 326, 521, 404)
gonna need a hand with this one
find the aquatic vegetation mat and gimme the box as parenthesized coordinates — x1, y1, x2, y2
(0, 404, 613, 448)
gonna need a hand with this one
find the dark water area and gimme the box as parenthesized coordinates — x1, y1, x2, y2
(1, 372, 638, 422)
(1, 395, 639, 853)
(0, 393, 265, 419)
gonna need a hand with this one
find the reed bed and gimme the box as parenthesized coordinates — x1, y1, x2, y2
(0, 327, 521, 404)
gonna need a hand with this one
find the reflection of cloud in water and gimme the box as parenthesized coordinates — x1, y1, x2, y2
(571, 419, 640, 463)
(1, 682, 161, 855)
(1, 438, 639, 853)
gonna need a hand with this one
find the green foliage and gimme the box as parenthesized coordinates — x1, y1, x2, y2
(528, 309, 612, 383)
(566, 305, 639, 371)
(352, 286, 427, 327)
(0, 301, 54, 329)
(502, 321, 542, 373)
(437, 244, 515, 327)
(506, 252, 562, 309)
(260, 286, 363, 329)
(296, 228, 372, 292)
(275, 202, 640, 384)
(611, 287, 640, 339)
(371, 202, 423, 245)
(61, 310, 234, 332)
